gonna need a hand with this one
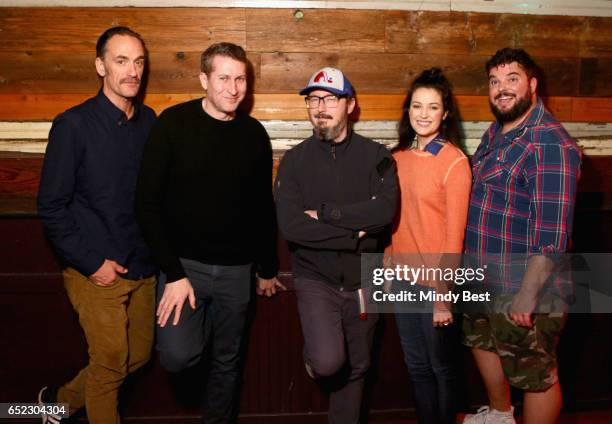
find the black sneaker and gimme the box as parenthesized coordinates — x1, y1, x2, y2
(38, 386, 65, 424)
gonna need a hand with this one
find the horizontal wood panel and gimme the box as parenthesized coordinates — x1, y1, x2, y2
(580, 16, 612, 58)
(2, 154, 612, 216)
(385, 11, 585, 57)
(0, 156, 41, 196)
(571, 98, 612, 122)
(0, 8, 246, 52)
(258, 52, 579, 95)
(0, 93, 610, 122)
(1, 9, 611, 97)
(0, 51, 499, 94)
(1, 0, 612, 18)
(578, 58, 612, 97)
(246, 9, 386, 53)
(0, 51, 216, 93)
(2, 8, 610, 58)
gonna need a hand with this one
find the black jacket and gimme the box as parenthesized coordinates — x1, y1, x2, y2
(38, 91, 157, 280)
(275, 131, 398, 290)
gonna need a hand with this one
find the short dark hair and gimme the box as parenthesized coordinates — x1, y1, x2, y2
(485, 47, 539, 79)
(96, 26, 145, 59)
(396, 67, 461, 151)
(200, 42, 248, 74)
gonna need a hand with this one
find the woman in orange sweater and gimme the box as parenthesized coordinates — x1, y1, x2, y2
(387, 68, 472, 424)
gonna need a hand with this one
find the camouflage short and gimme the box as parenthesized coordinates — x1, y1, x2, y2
(462, 294, 566, 391)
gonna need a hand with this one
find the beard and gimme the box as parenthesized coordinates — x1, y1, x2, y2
(312, 113, 345, 142)
(489, 90, 533, 123)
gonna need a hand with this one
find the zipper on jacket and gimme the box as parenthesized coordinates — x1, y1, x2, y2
(331, 143, 336, 160)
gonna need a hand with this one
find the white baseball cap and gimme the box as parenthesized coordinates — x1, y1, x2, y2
(299, 67, 355, 97)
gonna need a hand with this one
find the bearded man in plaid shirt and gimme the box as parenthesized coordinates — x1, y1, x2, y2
(462, 48, 581, 424)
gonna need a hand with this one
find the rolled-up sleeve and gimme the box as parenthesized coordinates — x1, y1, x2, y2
(526, 138, 581, 255)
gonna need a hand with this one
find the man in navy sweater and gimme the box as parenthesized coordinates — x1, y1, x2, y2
(37, 27, 157, 424)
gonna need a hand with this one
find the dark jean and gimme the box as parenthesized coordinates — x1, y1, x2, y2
(294, 278, 378, 424)
(394, 286, 459, 424)
(156, 258, 252, 424)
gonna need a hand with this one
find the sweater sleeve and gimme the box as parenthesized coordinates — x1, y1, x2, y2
(318, 145, 399, 233)
(252, 129, 280, 279)
(37, 114, 105, 276)
(135, 114, 186, 283)
(442, 155, 472, 253)
(275, 150, 360, 250)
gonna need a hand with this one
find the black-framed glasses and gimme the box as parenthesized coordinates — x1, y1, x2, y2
(305, 94, 343, 109)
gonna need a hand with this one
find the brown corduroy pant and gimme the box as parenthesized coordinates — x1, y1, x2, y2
(56, 267, 156, 424)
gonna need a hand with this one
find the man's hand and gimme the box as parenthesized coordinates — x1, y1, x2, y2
(89, 259, 127, 286)
(304, 210, 318, 220)
(509, 290, 538, 328)
(157, 277, 196, 327)
(383, 279, 393, 294)
(304, 210, 367, 239)
(256, 276, 287, 297)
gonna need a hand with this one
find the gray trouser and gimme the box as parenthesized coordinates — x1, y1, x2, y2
(294, 278, 378, 424)
(156, 258, 252, 424)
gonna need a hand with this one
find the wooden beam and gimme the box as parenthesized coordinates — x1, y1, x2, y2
(1, 93, 609, 122)
(246, 9, 386, 53)
(0, 8, 246, 52)
(385, 11, 584, 58)
(1, 1, 612, 18)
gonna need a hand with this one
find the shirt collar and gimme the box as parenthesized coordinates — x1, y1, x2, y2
(95, 90, 141, 125)
(422, 136, 446, 156)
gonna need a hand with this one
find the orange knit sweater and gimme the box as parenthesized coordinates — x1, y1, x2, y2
(387, 142, 472, 260)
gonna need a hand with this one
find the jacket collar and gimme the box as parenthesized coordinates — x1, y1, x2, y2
(94, 90, 141, 124)
(313, 128, 353, 152)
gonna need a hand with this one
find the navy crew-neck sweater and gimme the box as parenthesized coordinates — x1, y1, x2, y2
(136, 98, 278, 283)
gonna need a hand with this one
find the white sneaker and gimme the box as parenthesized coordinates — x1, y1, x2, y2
(304, 361, 316, 379)
(38, 386, 64, 424)
(463, 406, 516, 424)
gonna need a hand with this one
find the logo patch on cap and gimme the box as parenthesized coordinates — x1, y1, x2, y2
(299, 67, 354, 97)
(314, 71, 333, 84)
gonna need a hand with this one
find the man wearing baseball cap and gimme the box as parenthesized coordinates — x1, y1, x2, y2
(275, 67, 398, 423)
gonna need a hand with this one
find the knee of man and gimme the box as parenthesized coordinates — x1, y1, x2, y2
(159, 350, 201, 373)
(308, 354, 345, 378)
(91, 347, 129, 377)
(127, 350, 152, 374)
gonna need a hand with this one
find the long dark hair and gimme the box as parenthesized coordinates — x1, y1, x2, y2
(396, 68, 460, 151)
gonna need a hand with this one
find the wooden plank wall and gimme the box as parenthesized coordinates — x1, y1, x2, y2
(1, 7, 611, 215)
(1, 6, 612, 421)
(0, 8, 611, 121)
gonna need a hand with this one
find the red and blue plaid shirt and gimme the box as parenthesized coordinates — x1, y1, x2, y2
(465, 98, 581, 290)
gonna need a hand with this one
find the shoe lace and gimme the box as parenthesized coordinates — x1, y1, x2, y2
(475, 406, 490, 415)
